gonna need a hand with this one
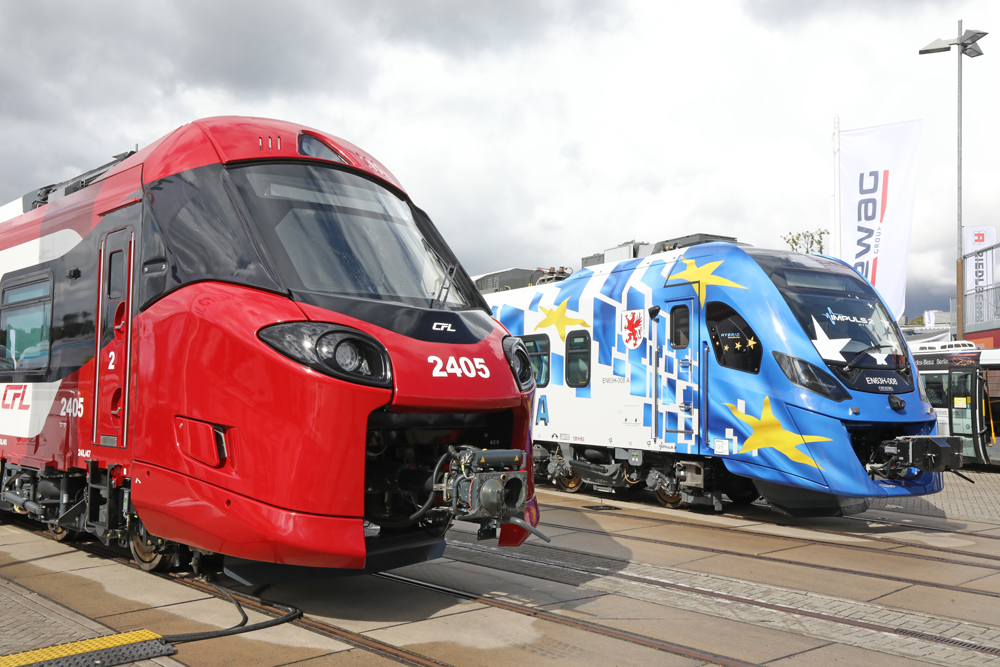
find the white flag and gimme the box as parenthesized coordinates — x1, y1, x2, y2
(838, 119, 923, 319)
(964, 225, 996, 325)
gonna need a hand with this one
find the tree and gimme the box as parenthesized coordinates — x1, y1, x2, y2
(782, 229, 829, 254)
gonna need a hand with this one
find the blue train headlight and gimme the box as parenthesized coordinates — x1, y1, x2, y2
(773, 351, 850, 402)
(503, 336, 535, 392)
(259, 322, 392, 388)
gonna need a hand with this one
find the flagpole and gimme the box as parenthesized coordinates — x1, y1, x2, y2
(833, 115, 841, 258)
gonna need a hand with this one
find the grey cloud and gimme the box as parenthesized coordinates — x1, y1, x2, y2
(741, 0, 951, 28)
(0, 0, 627, 203)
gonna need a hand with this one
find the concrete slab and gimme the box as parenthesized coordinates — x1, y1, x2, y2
(872, 583, 1000, 627)
(616, 521, 811, 557)
(363, 604, 697, 667)
(277, 649, 408, 666)
(771, 543, 992, 586)
(392, 558, 603, 608)
(534, 530, 711, 570)
(0, 537, 98, 575)
(0, 524, 46, 546)
(887, 545, 1000, 570)
(765, 641, 941, 667)
(960, 572, 1000, 594)
(539, 506, 685, 533)
(680, 553, 910, 602)
(102, 597, 351, 654)
(739, 523, 883, 545)
(542, 591, 828, 664)
(250, 571, 488, 634)
(16, 565, 210, 618)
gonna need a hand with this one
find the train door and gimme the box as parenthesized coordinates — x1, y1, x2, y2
(976, 369, 994, 464)
(93, 226, 134, 449)
(948, 368, 992, 464)
(657, 283, 701, 455)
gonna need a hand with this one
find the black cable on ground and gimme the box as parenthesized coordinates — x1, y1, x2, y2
(161, 576, 302, 644)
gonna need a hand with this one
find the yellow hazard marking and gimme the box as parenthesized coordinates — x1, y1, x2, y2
(0, 629, 161, 667)
(480, 456, 486, 463)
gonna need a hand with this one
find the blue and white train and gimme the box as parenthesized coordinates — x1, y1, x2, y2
(485, 240, 962, 516)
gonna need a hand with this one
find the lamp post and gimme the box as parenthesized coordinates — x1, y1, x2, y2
(920, 21, 987, 340)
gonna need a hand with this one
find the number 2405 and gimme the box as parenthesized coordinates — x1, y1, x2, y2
(427, 356, 490, 378)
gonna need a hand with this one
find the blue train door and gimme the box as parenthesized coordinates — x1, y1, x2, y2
(655, 283, 701, 455)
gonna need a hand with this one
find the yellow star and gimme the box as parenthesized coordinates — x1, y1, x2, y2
(735, 341, 742, 350)
(669, 257, 747, 306)
(534, 300, 590, 341)
(747, 337, 757, 349)
(723, 397, 830, 469)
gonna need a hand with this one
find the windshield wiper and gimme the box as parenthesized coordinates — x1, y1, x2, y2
(843, 344, 893, 371)
(432, 263, 458, 310)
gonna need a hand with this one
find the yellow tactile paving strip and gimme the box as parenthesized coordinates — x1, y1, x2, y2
(0, 629, 162, 667)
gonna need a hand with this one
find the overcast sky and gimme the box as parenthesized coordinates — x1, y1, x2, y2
(2, 0, 997, 319)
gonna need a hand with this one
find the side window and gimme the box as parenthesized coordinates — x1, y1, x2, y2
(922, 373, 949, 408)
(518, 334, 550, 387)
(108, 250, 124, 299)
(0, 276, 53, 373)
(566, 330, 591, 388)
(669, 305, 689, 349)
(706, 302, 762, 374)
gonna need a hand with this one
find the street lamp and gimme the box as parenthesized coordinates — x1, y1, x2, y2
(919, 21, 987, 340)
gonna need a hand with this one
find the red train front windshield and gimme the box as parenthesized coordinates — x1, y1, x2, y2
(224, 164, 471, 309)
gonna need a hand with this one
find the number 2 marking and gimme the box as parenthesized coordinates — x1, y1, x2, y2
(428, 356, 447, 377)
(108, 351, 116, 370)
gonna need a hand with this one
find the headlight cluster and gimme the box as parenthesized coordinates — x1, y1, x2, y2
(503, 336, 535, 392)
(259, 322, 392, 388)
(773, 351, 850, 402)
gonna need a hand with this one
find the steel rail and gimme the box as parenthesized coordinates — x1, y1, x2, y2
(540, 503, 1000, 568)
(376, 571, 762, 667)
(443, 540, 1000, 659)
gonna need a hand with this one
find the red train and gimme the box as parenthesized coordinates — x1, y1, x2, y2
(0, 117, 542, 576)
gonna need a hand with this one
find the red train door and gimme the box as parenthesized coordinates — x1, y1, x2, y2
(93, 227, 134, 449)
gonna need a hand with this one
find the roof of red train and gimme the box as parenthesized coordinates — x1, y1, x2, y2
(112, 116, 406, 194)
(0, 117, 406, 255)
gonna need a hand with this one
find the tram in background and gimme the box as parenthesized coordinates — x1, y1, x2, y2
(913, 341, 997, 465)
(0, 117, 543, 578)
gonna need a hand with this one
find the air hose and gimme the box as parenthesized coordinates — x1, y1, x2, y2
(161, 576, 302, 644)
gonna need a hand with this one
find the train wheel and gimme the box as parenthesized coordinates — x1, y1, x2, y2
(129, 533, 175, 572)
(48, 525, 79, 543)
(554, 472, 586, 493)
(654, 488, 684, 508)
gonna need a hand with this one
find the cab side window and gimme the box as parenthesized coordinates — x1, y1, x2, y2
(518, 334, 550, 387)
(0, 276, 53, 373)
(706, 302, 762, 374)
(566, 330, 591, 388)
(670, 305, 689, 349)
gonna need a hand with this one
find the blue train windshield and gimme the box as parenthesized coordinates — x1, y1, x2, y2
(748, 250, 905, 370)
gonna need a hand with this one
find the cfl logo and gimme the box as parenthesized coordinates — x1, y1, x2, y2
(1, 384, 31, 411)
(432, 322, 456, 332)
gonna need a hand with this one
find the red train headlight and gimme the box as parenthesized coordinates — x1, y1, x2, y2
(258, 322, 392, 388)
